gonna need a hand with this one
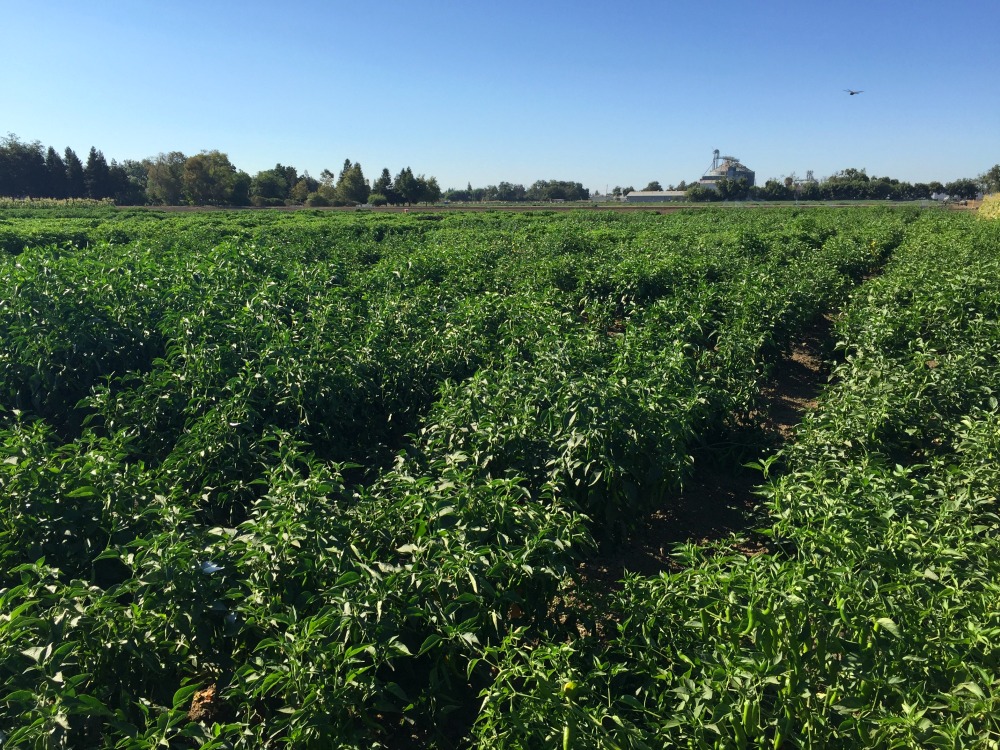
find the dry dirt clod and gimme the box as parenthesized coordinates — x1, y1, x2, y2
(187, 684, 228, 724)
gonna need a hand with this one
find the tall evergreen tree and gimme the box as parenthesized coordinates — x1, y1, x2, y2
(372, 167, 394, 203)
(372, 167, 392, 198)
(393, 167, 418, 205)
(44, 147, 67, 198)
(336, 161, 369, 204)
(84, 147, 112, 199)
(338, 159, 353, 183)
(64, 147, 85, 198)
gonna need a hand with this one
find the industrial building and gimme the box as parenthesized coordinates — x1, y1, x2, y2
(699, 150, 755, 189)
(622, 150, 756, 202)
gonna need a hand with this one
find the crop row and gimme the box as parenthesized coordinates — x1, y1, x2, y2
(473, 211, 1000, 747)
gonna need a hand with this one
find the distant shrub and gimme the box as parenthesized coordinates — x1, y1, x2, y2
(251, 196, 286, 207)
(0, 197, 115, 209)
(368, 193, 388, 207)
(305, 192, 330, 207)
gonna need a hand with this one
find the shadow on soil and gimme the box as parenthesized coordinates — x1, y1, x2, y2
(575, 315, 836, 593)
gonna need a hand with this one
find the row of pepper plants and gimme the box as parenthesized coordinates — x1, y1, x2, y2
(474, 211, 1000, 748)
(1, 207, 921, 747)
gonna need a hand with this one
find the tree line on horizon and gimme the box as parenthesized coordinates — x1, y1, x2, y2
(685, 168, 993, 202)
(2, 133, 997, 206)
(623, 165, 998, 203)
(0, 134, 440, 207)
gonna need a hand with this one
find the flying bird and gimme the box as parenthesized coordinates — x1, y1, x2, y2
(844, 89, 864, 95)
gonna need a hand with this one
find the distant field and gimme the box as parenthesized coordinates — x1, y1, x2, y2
(1, 206, 998, 748)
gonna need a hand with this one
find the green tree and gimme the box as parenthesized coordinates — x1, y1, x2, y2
(183, 150, 238, 205)
(393, 167, 418, 205)
(716, 177, 750, 201)
(944, 178, 979, 200)
(63, 147, 86, 198)
(525, 180, 590, 201)
(274, 164, 298, 191)
(317, 169, 338, 201)
(146, 151, 187, 205)
(979, 164, 1000, 194)
(495, 181, 525, 201)
(755, 179, 793, 201)
(84, 147, 112, 199)
(250, 164, 300, 205)
(833, 167, 869, 182)
(290, 174, 319, 203)
(372, 168, 397, 204)
(44, 147, 67, 198)
(685, 183, 717, 202)
(108, 159, 148, 204)
(336, 161, 370, 204)
(823, 168, 874, 200)
(305, 191, 330, 207)
(337, 159, 352, 183)
(0, 134, 46, 197)
(643, 180, 662, 191)
(415, 175, 441, 204)
(251, 168, 289, 205)
(231, 171, 252, 206)
(798, 181, 821, 201)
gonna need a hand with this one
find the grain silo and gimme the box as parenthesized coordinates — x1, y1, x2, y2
(699, 149, 755, 189)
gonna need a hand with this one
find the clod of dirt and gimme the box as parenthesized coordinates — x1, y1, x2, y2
(187, 684, 229, 723)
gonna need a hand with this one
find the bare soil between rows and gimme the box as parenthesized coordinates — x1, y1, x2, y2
(575, 316, 831, 592)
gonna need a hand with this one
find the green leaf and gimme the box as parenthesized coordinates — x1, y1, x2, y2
(954, 681, 985, 699)
(72, 694, 112, 716)
(875, 617, 901, 638)
(172, 684, 200, 709)
(334, 571, 361, 588)
(3, 689, 36, 703)
(417, 634, 443, 656)
(21, 646, 46, 662)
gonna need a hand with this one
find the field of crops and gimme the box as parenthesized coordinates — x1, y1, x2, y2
(1, 206, 998, 748)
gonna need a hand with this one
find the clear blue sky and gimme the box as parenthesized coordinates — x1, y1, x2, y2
(3, 0, 997, 192)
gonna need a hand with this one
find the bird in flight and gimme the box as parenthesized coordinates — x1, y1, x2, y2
(844, 89, 864, 95)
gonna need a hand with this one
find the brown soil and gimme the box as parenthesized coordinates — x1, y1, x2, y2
(571, 317, 830, 604)
(759, 318, 829, 440)
(187, 684, 229, 724)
